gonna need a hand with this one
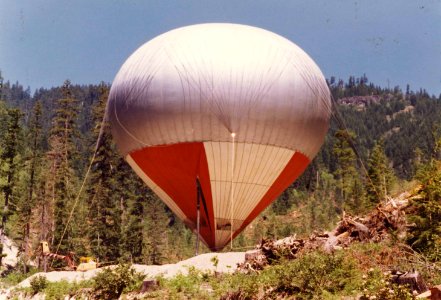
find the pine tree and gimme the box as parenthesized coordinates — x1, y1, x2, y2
(407, 160, 441, 261)
(271, 190, 293, 215)
(118, 160, 168, 265)
(366, 141, 394, 205)
(120, 173, 148, 263)
(142, 192, 167, 265)
(86, 83, 121, 262)
(412, 147, 424, 176)
(0, 107, 23, 232)
(50, 80, 80, 254)
(332, 129, 364, 213)
(16, 101, 43, 272)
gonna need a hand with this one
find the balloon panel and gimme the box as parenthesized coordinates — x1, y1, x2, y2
(126, 142, 310, 250)
(108, 23, 331, 159)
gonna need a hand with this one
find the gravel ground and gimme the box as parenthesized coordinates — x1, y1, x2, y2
(14, 251, 246, 289)
(0, 234, 19, 267)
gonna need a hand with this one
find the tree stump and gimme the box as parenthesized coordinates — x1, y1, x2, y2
(430, 286, 441, 300)
(392, 271, 427, 293)
(141, 279, 158, 293)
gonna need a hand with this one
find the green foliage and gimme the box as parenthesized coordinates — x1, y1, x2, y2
(359, 269, 415, 300)
(87, 83, 122, 262)
(271, 189, 294, 215)
(0, 107, 23, 231)
(155, 267, 213, 299)
(210, 255, 219, 269)
(44, 279, 92, 300)
(50, 79, 82, 255)
(30, 275, 48, 294)
(1, 74, 441, 274)
(92, 264, 144, 299)
(407, 161, 441, 261)
(146, 243, 424, 299)
(332, 129, 366, 214)
(3, 270, 30, 287)
(141, 193, 168, 265)
(366, 141, 394, 205)
(10, 278, 93, 300)
(260, 251, 360, 298)
(156, 250, 362, 299)
(15, 100, 43, 271)
(43, 279, 70, 300)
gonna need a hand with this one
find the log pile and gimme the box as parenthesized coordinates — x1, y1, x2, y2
(238, 197, 409, 273)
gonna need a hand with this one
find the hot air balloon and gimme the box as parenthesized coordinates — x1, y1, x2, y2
(108, 23, 331, 251)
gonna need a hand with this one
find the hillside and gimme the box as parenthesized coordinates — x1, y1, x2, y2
(0, 74, 441, 298)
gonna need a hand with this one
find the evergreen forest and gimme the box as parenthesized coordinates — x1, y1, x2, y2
(1, 71, 441, 282)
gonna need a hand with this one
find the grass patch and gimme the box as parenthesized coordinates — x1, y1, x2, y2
(1, 267, 39, 288)
(45, 279, 93, 300)
(146, 242, 433, 299)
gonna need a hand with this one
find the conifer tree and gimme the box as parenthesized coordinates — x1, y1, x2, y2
(86, 83, 121, 262)
(120, 172, 148, 263)
(0, 107, 23, 231)
(50, 80, 80, 254)
(407, 159, 441, 261)
(366, 141, 393, 205)
(332, 129, 364, 213)
(118, 161, 168, 265)
(142, 192, 167, 265)
(35, 143, 58, 247)
(412, 147, 424, 176)
(16, 101, 43, 272)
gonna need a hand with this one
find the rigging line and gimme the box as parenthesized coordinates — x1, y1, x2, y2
(230, 132, 236, 250)
(112, 48, 163, 150)
(285, 53, 383, 201)
(51, 97, 107, 266)
(112, 94, 149, 148)
(196, 177, 212, 232)
(285, 53, 381, 199)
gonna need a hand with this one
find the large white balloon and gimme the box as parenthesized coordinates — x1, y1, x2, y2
(108, 23, 331, 250)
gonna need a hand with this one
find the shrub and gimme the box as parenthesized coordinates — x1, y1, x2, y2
(407, 161, 441, 261)
(157, 267, 208, 298)
(93, 264, 144, 299)
(210, 255, 219, 269)
(3, 271, 28, 287)
(44, 280, 70, 300)
(359, 269, 415, 300)
(218, 250, 363, 299)
(272, 251, 360, 298)
(44, 279, 93, 300)
(30, 275, 48, 294)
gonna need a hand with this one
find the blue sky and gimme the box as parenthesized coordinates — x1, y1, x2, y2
(1, 0, 440, 95)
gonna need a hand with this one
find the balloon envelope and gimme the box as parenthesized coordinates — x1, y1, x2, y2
(108, 23, 331, 250)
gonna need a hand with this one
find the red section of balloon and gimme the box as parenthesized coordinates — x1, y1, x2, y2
(130, 143, 310, 250)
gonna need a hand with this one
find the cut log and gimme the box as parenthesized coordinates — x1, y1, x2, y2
(347, 219, 369, 233)
(323, 235, 338, 253)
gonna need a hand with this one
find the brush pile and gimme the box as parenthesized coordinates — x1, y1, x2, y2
(239, 195, 411, 273)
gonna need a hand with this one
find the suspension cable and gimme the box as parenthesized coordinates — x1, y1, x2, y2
(51, 103, 106, 265)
